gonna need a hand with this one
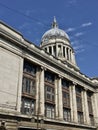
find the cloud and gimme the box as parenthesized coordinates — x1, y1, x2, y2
(68, 0, 77, 5)
(74, 45, 85, 54)
(71, 40, 85, 54)
(74, 32, 84, 37)
(66, 27, 76, 32)
(81, 22, 92, 27)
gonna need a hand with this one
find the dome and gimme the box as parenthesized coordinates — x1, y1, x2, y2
(41, 17, 70, 43)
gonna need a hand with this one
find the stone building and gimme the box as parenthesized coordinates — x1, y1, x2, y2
(0, 18, 98, 130)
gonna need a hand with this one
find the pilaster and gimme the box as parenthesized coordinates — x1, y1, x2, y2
(36, 67, 45, 117)
(58, 76, 63, 120)
(91, 91, 98, 126)
(81, 89, 90, 125)
(70, 82, 78, 123)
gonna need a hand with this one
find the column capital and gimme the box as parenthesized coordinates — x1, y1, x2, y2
(83, 87, 88, 91)
(41, 66, 46, 71)
(58, 75, 63, 79)
(72, 81, 77, 85)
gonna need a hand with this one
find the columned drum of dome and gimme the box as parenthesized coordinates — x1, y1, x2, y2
(40, 17, 77, 66)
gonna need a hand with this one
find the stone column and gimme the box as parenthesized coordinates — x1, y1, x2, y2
(81, 89, 90, 124)
(65, 47, 67, 60)
(47, 46, 49, 53)
(68, 48, 70, 61)
(72, 52, 76, 65)
(70, 82, 78, 123)
(56, 43, 58, 57)
(51, 45, 54, 56)
(55, 76, 58, 119)
(91, 92, 98, 126)
(36, 67, 45, 117)
(61, 44, 63, 58)
(58, 77, 63, 120)
(16, 57, 23, 112)
(39, 67, 45, 116)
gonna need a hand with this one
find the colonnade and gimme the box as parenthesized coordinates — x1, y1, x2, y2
(44, 44, 76, 64)
(35, 68, 97, 125)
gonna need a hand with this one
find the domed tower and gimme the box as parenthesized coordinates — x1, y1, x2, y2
(40, 17, 77, 66)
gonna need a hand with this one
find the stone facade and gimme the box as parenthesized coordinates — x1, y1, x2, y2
(0, 20, 98, 130)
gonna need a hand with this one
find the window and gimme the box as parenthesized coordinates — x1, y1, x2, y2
(89, 115, 94, 125)
(62, 79, 69, 89)
(45, 104, 55, 119)
(22, 77, 36, 96)
(62, 79, 71, 121)
(63, 108, 71, 121)
(87, 92, 93, 114)
(24, 60, 36, 75)
(76, 86, 84, 124)
(62, 79, 70, 108)
(45, 85, 55, 102)
(78, 112, 84, 124)
(76, 87, 82, 111)
(45, 71, 54, 83)
(21, 60, 37, 115)
(21, 98, 35, 115)
(45, 71, 55, 119)
(87, 92, 94, 125)
(62, 92, 70, 107)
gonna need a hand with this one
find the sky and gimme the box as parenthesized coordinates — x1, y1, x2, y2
(0, 0, 98, 78)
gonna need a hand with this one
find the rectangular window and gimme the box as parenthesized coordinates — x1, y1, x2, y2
(21, 98, 35, 115)
(63, 92, 70, 108)
(45, 85, 55, 102)
(87, 92, 94, 125)
(45, 104, 55, 119)
(89, 115, 94, 125)
(21, 60, 37, 115)
(23, 60, 36, 75)
(22, 77, 36, 97)
(63, 108, 71, 122)
(78, 112, 84, 124)
(76, 87, 83, 112)
(62, 79, 69, 89)
(45, 71, 54, 83)
(62, 79, 71, 121)
(87, 92, 93, 114)
(76, 86, 84, 124)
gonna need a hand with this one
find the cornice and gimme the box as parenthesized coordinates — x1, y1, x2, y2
(0, 21, 97, 90)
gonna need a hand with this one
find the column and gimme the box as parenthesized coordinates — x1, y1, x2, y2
(72, 52, 76, 65)
(70, 82, 78, 123)
(39, 67, 45, 116)
(51, 45, 54, 55)
(16, 58, 23, 112)
(36, 67, 45, 117)
(91, 92, 98, 126)
(68, 48, 70, 61)
(61, 44, 63, 58)
(81, 89, 90, 124)
(65, 47, 67, 60)
(47, 47, 49, 53)
(56, 43, 58, 57)
(58, 77, 63, 120)
(55, 76, 58, 119)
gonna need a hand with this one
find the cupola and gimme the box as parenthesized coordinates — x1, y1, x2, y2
(40, 17, 77, 67)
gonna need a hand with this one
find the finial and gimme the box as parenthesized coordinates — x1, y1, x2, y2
(52, 16, 58, 28)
